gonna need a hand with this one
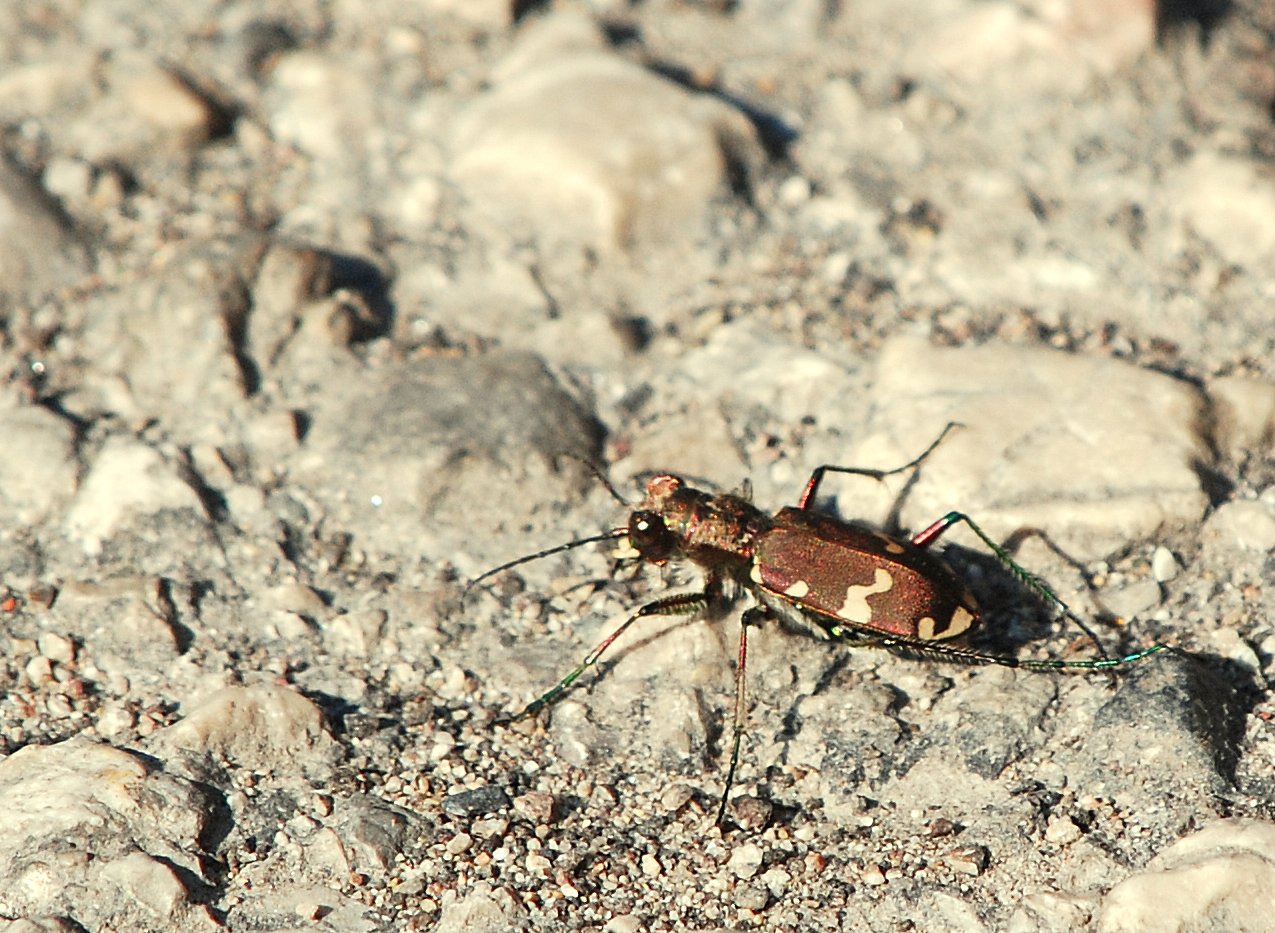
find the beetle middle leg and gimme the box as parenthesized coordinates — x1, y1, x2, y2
(717, 603, 772, 826)
(796, 422, 961, 510)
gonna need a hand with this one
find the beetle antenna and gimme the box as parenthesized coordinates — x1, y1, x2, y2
(464, 527, 630, 599)
(556, 453, 630, 507)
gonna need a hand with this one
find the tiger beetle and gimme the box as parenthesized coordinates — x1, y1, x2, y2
(466, 425, 1169, 826)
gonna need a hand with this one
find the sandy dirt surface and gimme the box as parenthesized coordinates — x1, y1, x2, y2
(1, 1, 1274, 931)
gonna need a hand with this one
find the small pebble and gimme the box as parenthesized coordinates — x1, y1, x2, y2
(525, 853, 551, 875)
(924, 817, 958, 837)
(25, 656, 54, 686)
(95, 703, 136, 736)
(1151, 546, 1179, 582)
(734, 884, 770, 910)
(727, 843, 764, 880)
(294, 901, 323, 921)
(445, 832, 473, 856)
(731, 795, 773, 831)
(760, 867, 792, 897)
(1045, 815, 1084, 845)
(27, 585, 57, 609)
(1205, 500, 1275, 552)
(442, 786, 510, 818)
(860, 865, 887, 886)
(471, 817, 509, 839)
(945, 845, 989, 877)
(513, 791, 556, 824)
(1103, 579, 1162, 621)
(38, 632, 76, 663)
(661, 782, 695, 812)
(603, 916, 645, 933)
(640, 853, 662, 877)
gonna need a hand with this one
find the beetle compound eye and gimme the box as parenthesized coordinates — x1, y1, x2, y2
(628, 510, 673, 559)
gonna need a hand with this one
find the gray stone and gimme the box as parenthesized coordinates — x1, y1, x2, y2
(328, 795, 415, 872)
(0, 917, 85, 932)
(64, 438, 208, 558)
(0, 401, 78, 525)
(70, 248, 249, 428)
(63, 55, 225, 168)
(854, 337, 1210, 558)
(0, 50, 96, 123)
(0, 159, 89, 306)
(435, 881, 525, 933)
(294, 351, 603, 563)
(149, 683, 340, 780)
(1097, 818, 1275, 933)
(901, 0, 1154, 90)
(450, 13, 758, 253)
(441, 785, 511, 819)
(223, 885, 378, 933)
(53, 575, 181, 668)
(418, 0, 511, 27)
(0, 738, 220, 931)
(1170, 151, 1275, 271)
(265, 50, 379, 167)
(1101, 579, 1163, 622)
(1202, 499, 1275, 553)
(1208, 375, 1275, 465)
(1063, 652, 1241, 806)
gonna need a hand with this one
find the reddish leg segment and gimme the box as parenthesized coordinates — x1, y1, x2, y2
(717, 604, 769, 825)
(796, 424, 960, 510)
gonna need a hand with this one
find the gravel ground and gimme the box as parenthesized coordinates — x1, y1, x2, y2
(2, 1, 1274, 931)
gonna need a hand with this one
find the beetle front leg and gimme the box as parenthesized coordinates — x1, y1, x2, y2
(495, 589, 714, 726)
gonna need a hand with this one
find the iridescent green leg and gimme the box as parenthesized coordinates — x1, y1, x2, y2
(495, 589, 712, 726)
(913, 511, 1113, 660)
(870, 634, 1168, 671)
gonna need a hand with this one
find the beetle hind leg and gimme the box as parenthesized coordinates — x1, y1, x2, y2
(911, 511, 1113, 660)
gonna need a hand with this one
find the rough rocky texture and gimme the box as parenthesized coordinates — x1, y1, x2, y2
(1, 2, 1273, 931)
(1097, 818, 1275, 933)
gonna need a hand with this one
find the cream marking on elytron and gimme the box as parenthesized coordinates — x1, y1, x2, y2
(917, 605, 976, 640)
(836, 566, 894, 623)
(783, 579, 811, 598)
(875, 533, 907, 555)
